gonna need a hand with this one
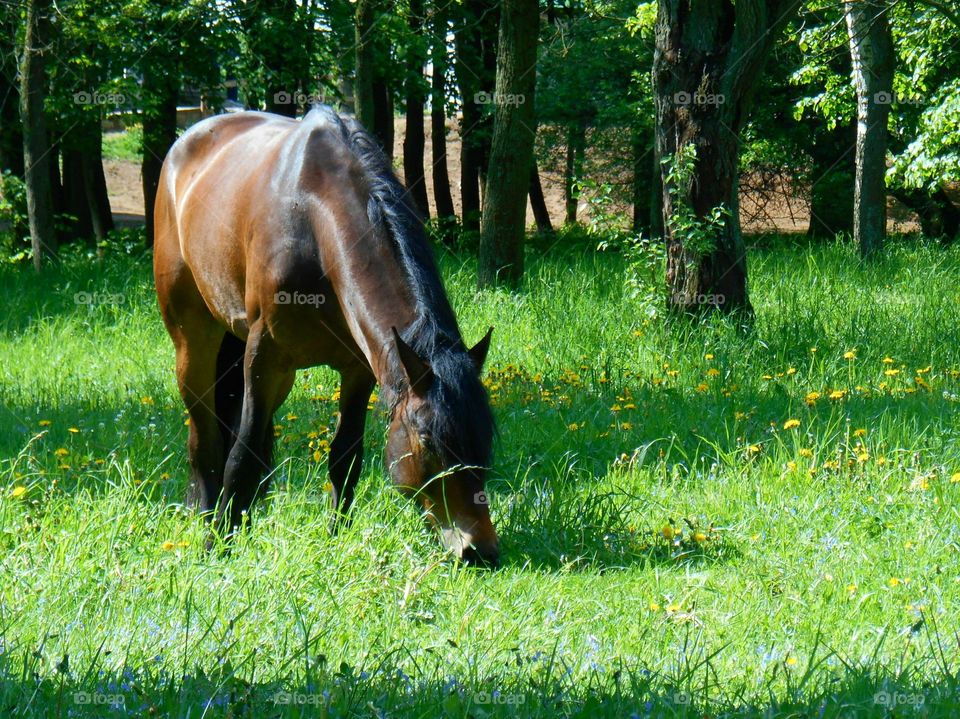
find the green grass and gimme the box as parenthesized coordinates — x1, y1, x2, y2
(102, 126, 143, 162)
(2, 236, 960, 717)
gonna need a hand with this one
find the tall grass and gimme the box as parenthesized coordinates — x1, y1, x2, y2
(1, 236, 959, 717)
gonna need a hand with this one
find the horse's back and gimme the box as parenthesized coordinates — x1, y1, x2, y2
(153, 108, 373, 362)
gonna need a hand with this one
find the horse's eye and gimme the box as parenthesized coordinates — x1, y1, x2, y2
(418, 432, 433, 447)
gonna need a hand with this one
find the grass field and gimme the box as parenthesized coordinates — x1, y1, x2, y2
(2, 236, 960, 717)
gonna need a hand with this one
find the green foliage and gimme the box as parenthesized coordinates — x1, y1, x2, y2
(889, 79, 960, 190)
(101, 125, 143, 162)
(0, 171, 28, 259)
(663, 143, 728, 258)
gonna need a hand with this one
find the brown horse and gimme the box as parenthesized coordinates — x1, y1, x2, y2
(153, 106, 499, 566)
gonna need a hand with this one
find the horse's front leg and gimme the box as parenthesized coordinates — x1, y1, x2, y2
(217, 322, 294, 536)
(328, 367, 376, 531)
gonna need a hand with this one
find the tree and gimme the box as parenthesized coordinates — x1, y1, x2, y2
(354, 0, 395, 155)
(477, 0, 538, 287)
(454, 0, 497, 235)
(845, 0, 894, 257)
(653, 0, 801, 315)
(402, 0, 430, 217)
(20, 0, 56, 270)
(429, 0, 456, 222)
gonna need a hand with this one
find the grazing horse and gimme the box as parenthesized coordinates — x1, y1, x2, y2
(153, 106, 499, 566)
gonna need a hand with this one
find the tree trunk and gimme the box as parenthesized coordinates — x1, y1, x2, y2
(20, 0, 56, 270)
(141, 60, 179, 248)
(631, 125, 654, 235)
(430, 0, 456, 220)
(529, 159, 553, 234)
(453, 0, 484, 234)
(403, 0, 429, 218)
(845, 0, 894, 258)
(563, 120, 586, 224)
(83, 122, 114, 241)
(892, 186, 960, 242)
(478, 0, 538, 287)
(372, 77, 393, 160)
(653, 0, 800, 315)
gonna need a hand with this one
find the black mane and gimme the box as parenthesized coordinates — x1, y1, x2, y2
(309, 106, 495, 469)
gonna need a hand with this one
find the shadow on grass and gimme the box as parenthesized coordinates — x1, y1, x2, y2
(2, 635, 959, 718)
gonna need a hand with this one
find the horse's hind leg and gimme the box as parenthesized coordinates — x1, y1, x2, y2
(173, 322, 228, 513)
(218, 321, 294, 533)
(157, 263, 228, 512)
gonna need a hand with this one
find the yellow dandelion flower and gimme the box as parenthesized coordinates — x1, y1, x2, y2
(828, 389, 846, 400)
(666, 370, 679, 378)
(877, 456, 887, 466)
(68, 427, 80, 434)
(884, 368, 900, 377)
(786, 367, 797, 375)
(799, 448, 813, 457)
(889, 577, 900, 587)
(853, 428, 867, 437)
(649, 601, 661, 611)
(161, 541, 176, 551)
(805, 391, 821, 405)
(693, 531, 707, 543)
(706, 368, 721, 378)
(695, 382, 709, 393)
(323, 481, 333, 492)
(567, 423, 580, 432)
(747, 444, 761, 455)
(621, 422, 633, 430)
(705, 353, 715, 360)
(882, 357, 895, 364)
(734, 411, 747, 420)
(140, 396, 154, 405)
(11, 486, 27, 499)
(660, 525, 675, 540)
(786, 461, 797, 471)
(950, 472, 960, 483)
(843, 350, 857, 360)
(38, 419, 52, 427)
(785, 656, 798, 667)
(783, 419, 800, 430)
(54, 448, 69, 457)
(312, 450, 324, 462)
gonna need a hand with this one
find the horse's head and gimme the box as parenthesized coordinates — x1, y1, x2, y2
(385, 327, 498, 567)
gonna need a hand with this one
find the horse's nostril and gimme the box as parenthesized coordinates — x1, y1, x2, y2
(460, 545, 500, 569)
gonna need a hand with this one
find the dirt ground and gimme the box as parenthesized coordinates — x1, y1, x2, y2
(105, 117, 920, 234)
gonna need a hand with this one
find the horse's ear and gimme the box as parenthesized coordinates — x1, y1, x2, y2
(392, 327, 433, 394)
(468, 327, 493, 374)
